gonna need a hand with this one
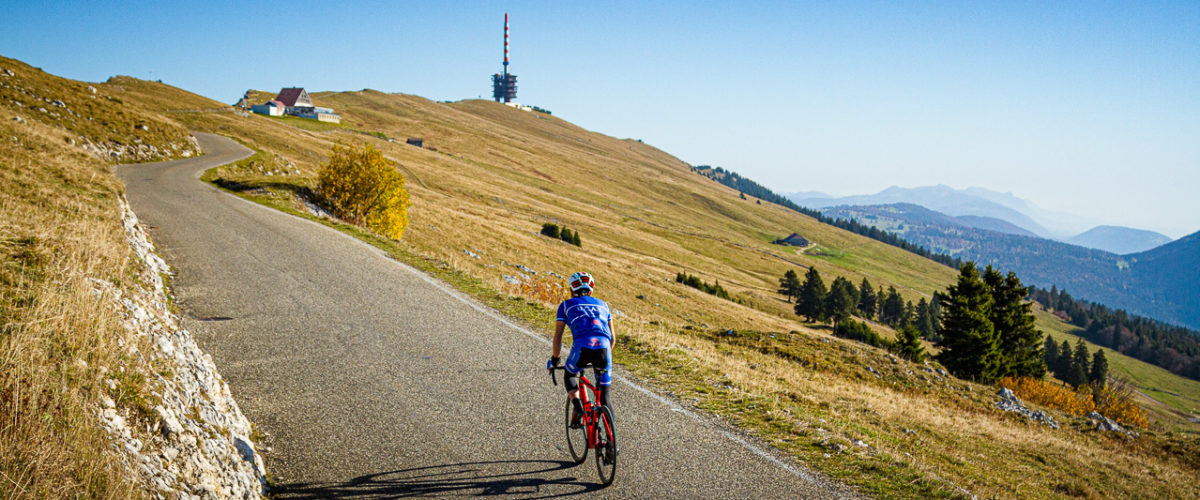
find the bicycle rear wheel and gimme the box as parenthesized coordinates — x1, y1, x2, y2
(594, 405, 617, 485)
(565, 399, 587, 464)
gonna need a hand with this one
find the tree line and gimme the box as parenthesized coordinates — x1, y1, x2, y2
(778, 267, 937, 362)
(1030, 285, 1200, 381)
(779, 262, 1048, 382)
(676, 272, 732, 300)
(1044, 336, 1108, 389)
(691, 165, 962, 268)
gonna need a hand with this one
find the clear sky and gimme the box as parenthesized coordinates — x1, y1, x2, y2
(3, 1, 1197, 237)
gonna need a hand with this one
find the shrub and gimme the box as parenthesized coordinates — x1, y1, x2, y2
(560, 227, 574, 244)
(676, 272, 731, 300)
(834, 318, 890, 349)
(541, 223, 560, 238)
(997, 376, 1148, 428)
(316, 142, 411, 239)
(508, 277, 571, 304)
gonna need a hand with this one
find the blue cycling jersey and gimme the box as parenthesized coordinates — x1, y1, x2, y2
(556, 295, 612, 350)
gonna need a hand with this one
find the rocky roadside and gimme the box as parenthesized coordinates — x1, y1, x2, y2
(91, 199, 266, 499)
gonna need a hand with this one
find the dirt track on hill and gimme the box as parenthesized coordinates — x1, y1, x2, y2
(118, 133, 857, 498)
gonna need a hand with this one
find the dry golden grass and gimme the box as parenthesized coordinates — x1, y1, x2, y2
(0, 55, 213, 498)
(1, 112, 142, 498)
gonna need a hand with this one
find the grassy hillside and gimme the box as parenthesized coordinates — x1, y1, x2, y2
(149, 83, 1200, 497)
(10, 55, 1196, 497)
(0, 55, 203, 497)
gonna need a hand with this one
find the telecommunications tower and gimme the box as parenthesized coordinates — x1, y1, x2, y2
(491, 13, 518, 103)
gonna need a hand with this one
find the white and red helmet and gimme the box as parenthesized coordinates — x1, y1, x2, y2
(568, 272, 595, 293)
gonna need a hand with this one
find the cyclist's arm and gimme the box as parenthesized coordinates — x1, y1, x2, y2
(552, 320, 566, 359)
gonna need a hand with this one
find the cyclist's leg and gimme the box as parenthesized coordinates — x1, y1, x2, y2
(596, 347, 613, 410)
(563, 344, 585, 416)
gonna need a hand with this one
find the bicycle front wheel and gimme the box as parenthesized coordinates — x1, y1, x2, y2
(565, 399, 587, 464)
(594, 405, 617, 486)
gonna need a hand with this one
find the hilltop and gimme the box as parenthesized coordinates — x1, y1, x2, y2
(175, 86, 1199, 495)
(3, 53, 1199, 498)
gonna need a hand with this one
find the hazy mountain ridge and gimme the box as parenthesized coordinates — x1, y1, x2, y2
(789, 185, 1054, 236)
(821, 203, 1200, 331)
(1069, 225, 1173, 255)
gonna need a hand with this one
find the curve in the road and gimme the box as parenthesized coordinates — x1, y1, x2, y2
(118, 133, 856, 498)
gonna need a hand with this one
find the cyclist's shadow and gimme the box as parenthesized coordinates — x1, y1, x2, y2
(273, 459, 606, 498)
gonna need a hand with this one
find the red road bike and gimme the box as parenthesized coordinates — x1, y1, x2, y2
(551, 366, 617, 485)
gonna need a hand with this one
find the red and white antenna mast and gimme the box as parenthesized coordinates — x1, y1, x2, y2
(503, 13, 510, 76)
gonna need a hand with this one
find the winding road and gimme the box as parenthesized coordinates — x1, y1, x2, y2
(118, 134, 854, 498)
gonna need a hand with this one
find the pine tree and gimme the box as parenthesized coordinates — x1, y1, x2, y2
(1044, 336, 1060, 376)
(571, 230, 582, 246)
(540, 223, 560, 238)
(1090, 349, 1109, 386)
(1056, 340, 1073, 379)
(794, 267, 827, 323)
(880, 286, 905, 326)
(896, 324, 926, 362)
(1070, 339, 1091, 387)
(857, 278, 877, 319)
(987, 270, 1046, 378)
(914, 298, 935, 339)
(936, 263, 1002, 382)
(902, 300, 915, 327)
(778, 270, 801, 303)
(559, 227, 573, 244)
(825, 276, 858, 327)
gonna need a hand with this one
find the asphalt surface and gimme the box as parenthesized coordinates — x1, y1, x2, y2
(118, 133, 857, 498)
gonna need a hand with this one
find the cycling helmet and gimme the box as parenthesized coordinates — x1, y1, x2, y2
(568, 272, 595, 293)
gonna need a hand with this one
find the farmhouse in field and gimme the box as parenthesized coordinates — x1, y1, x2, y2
(249, 87, 341, 123)
(773, 233, 811, 247)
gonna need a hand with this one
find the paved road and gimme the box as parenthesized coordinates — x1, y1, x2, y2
(119, 134, 856, 498)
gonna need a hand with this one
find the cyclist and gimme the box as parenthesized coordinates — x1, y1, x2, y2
(547, 271, 613, 427)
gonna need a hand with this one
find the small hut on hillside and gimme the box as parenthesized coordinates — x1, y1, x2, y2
(772, 233, 811, 247)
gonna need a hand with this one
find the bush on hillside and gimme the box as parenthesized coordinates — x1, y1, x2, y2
(541, 223, 560, 238)
(676, 272, 731, 300)
(316, 142, 411, 239)
(833, 318, 890, 349)
(998, 376, 1148, 428)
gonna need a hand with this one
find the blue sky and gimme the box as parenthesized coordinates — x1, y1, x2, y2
(3, 1, 1197, 237)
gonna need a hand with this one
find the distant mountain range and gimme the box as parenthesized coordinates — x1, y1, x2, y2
(788, 185, 1173, 255)
(819, 203, 1200, 330)
(1068, 226, 1173, 256)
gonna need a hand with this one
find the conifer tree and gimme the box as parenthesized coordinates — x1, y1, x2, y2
(880, 286, 905, 326)
(903, 300, 915, 327)
(559, 228, 574, 244)
(825, 276, 858, 327)
(857, 278, 877, 319)
(1044, 336, 1060, 375)
(1090, 349, 1109, 386)
(914, 298, 935, 339)
(571, 230, 582, 246)
(794, 267, 827, 323)
(987, 269, 1046, 378)
(778, 270, 801, 303)
(1056, 340, 1073, 379)
(1070, 339, 1091, 387)
(897, 325, 926, 362)
(936, 263, 1002, 381)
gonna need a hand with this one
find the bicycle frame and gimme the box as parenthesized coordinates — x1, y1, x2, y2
(554, 367, 608, 450)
